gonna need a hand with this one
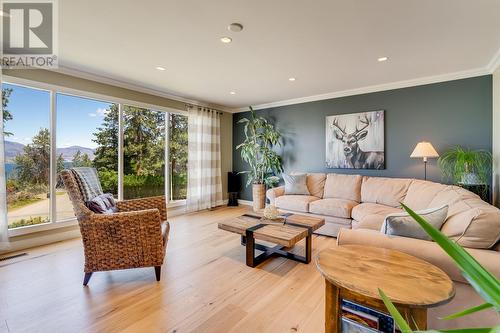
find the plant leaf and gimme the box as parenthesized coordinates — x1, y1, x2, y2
(378, 289, 413, 333)
(420, 328, 498, 333)
(440, 303, 493, 320)
(401, 203, 500, 311)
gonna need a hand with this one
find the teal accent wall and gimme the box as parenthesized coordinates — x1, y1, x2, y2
(233, 76, 492, 200)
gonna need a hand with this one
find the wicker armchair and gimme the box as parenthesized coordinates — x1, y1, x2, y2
(61, 169, 169, 286)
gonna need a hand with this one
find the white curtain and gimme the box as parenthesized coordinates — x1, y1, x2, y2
(0, 81, 10, 251)
(186, 106, 223, 212)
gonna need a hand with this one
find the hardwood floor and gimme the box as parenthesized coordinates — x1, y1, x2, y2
(0, 206, 337, 333)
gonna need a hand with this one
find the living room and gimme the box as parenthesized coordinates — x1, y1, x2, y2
(0, 1, 499, 332)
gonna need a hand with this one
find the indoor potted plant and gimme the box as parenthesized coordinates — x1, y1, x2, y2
(438, 146, 492, 201)
(236, 107, 283, 211)
(438, 146, 492, 188)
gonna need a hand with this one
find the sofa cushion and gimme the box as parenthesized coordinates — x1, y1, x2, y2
(323, 173, 362, 202)
(283, 173, 310, 195)
(381, 205, 448, 241)
(351, 202, 402, 222)
(441, 197, 500, 249)
(403, 180, 448, 210)
(428, 185, 479, 213)
(361, 176, 412, 207)
(309, 198, 358, 219)
(305, 173, 327, 198)
(354, 214, 388, 231)
(275, 195, 320, 213)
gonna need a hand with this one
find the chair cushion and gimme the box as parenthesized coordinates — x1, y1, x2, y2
(275, 195, 320, 213)
(283, 173, 310, 195)
(323, 173, 362, 202)
(403, 180, 448, 210)
(381, 205, 448, 241)
(361, 176, 412, 207)
(71, 167, 103, 202)
(309, 198, 358, 219)
(86, 193, 117, 214)
(351, 202, 402, 222)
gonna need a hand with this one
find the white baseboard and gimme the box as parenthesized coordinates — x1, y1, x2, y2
(238, 199, 253, 206)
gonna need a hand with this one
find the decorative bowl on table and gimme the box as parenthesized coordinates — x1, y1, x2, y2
(261, 205, 285, 224)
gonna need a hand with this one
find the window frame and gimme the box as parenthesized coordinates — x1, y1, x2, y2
(3, 76, 187, 237)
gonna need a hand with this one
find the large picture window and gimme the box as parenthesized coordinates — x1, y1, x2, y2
(123, 106, 166, 199)
(3, 84, 51, 229)
(2, 80, 189, 234)
(56, 94, 118, 221)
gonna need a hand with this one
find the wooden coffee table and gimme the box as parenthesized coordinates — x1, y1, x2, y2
(315, 245, 455, 332)
(218, 213, 325, 267)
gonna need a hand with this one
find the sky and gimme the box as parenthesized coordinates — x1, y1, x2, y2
(4, 83, 114, 149)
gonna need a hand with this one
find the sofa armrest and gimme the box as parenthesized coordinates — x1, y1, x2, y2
(337, 229, 500, 284)
(266, 186, 285, 205)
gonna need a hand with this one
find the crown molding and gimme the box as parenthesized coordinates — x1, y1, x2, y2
(488, 47, 500, 73)
(232, 66, 493, 113)
(52, 65, 232, 112)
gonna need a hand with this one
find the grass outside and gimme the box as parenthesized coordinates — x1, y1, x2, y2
(7, 191, 66, 211)
(8, 196, 43, 211)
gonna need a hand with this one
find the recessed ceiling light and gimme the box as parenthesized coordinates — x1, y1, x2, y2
(228, 23, 244, 32)
(377, 57, 388, 62)
(220, 37, 232, 43)
(288, 77, 296, 81)
(230, 91, 236, 95)
(155, 66, 166, 71)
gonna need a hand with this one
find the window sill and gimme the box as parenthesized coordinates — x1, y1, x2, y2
(8, 219, 79, 238)
(168, 200, 186, 208)
(7, 201, 186, 238)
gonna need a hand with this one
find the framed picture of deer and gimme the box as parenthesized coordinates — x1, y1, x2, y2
(326, 110, 385, 169)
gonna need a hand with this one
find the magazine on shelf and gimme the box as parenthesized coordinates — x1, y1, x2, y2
(341, 300, 395, 333)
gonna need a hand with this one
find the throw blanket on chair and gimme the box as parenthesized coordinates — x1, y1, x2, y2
(71, 167, 104, 202)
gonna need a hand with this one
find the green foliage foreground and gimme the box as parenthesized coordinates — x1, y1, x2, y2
(378, 203, 500, 333)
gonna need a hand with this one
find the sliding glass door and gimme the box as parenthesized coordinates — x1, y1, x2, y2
(169, 113, 188, 201)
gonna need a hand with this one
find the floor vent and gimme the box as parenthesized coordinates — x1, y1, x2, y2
(0, 253, 28, 262)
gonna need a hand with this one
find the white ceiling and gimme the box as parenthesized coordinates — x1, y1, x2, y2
(58, 0, 500, 110)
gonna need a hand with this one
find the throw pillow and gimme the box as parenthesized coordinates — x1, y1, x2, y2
(283, 173, 310, 195)
(381, 205, 448, 241)
(87, 193, 118, 214)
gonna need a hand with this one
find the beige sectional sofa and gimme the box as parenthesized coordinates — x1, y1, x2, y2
(266, 173, 500, 329)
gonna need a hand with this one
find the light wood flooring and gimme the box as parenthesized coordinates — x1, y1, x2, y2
(0, 206, 337, 333)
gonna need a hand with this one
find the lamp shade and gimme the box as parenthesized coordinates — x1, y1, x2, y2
(410, 141, 439, 158)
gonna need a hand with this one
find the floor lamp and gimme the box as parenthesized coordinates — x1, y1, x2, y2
(410, 141, 439, 180)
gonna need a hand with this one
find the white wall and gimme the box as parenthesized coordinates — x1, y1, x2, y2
(493, 68, 500, 206)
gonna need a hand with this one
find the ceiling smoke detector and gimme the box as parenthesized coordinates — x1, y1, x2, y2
(228, 23, 243, 32)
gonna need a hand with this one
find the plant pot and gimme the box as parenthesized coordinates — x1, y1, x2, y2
(252, 184, 266, 212)
(460, 173, 482, 185)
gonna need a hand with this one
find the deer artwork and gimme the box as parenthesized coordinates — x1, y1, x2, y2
(330, 115, 385, 169)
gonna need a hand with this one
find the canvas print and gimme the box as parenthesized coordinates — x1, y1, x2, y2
(326, 110, 385, 169)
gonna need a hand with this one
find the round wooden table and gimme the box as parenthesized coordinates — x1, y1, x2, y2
(315, 245, 455, 332)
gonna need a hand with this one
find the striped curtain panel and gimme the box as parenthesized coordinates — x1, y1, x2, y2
(186, 106, 223, 212)
(0, 82, 10, 251)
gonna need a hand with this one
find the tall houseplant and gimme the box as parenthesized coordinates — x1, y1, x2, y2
(236, 107, 283, 211)
(438, 146, 492, 185)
